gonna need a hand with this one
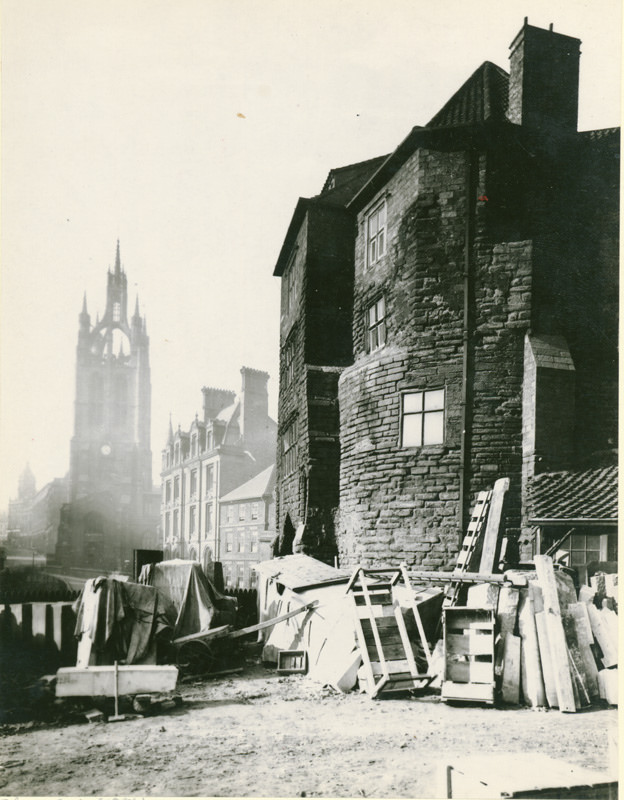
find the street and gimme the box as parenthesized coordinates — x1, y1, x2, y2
(0, 664, 617, 798)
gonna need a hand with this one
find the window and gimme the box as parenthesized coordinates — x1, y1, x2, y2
(173, 510, 179, 537)
(173, 476, 180, 501)
(367, 296, 386, 351)
(283, 335, 296, 387)
(239, 504, 246, 521)
(238, 540, 244, 553)
(366, 199, 387, 267)
(165, 480, 171, 503)
(113, 302, 121, 322)
(226, 537, 233, 553)
(568, 533, 607, 567)
(205, 465, 214, 495)
(237, 565, 245, 588)
(205, 503, 212, 533)
(401, 389, 445, 447)
(191, 434, 198, 456)
(190, 469, 197, 498)
(282, 420, 298, 476)
(227, 506, 234, 523)
(189, 505, 196, 536)
(250, 537, 258, 553)
(164, 512, 170, 537)
(206, 431, 214, 452)
(251, 502, 259, 520)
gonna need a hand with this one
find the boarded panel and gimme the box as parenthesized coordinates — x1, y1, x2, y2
(56, 665, 178, 697)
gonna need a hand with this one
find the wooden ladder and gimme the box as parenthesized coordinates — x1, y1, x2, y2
(444, 490, 492, 608)
(346, 567, 432, 699)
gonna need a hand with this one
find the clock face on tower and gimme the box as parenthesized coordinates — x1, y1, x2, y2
(100, 444, 112, 456)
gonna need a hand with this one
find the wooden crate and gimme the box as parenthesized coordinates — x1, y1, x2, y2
(442, 607, 495, 704)
(277, 650, 308, 674)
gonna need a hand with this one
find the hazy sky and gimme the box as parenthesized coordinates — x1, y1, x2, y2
(1, 0, 620, 509)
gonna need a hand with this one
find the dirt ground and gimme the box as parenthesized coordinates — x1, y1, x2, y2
(0, 655, 618, 799)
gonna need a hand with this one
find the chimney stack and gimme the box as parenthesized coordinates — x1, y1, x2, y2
(507, 20, 581, 134)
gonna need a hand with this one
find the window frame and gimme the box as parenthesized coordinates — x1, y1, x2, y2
(365, 198, 387, 268)
(400, 387, 446, 448)
(282, 418, 298, 476)
(366, 295, 387, 352)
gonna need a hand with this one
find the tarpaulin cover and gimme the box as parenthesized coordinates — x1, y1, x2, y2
(73, 577, 177, 665)
(138, 559, 237, 638)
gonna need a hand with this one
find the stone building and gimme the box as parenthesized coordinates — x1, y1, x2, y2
(273, 20, 618, 571)
(160, 367, 276, 575)
(219, 463, 276, 589)
(7, 464, 37, 542)
(55, 243, 160, 570)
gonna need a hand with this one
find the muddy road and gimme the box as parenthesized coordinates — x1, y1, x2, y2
(0, 664, 617, 798)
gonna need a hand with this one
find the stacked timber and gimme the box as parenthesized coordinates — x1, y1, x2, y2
(464, 555, 618, 710)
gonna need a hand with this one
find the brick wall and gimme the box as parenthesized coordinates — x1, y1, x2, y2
(337, 145, 533, 569)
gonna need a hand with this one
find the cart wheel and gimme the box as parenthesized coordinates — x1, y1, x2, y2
(176, 640, 217, 675)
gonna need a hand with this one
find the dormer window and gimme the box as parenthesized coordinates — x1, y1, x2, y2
(366, 199, 387, 267)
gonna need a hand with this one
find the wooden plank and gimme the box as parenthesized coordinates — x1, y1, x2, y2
(561, 613, 591, 707)
(56, 665, 178, 697)
(534, 556, 576, 712)
(586, 603, 618, 668)
(446, 659, 494, 685)
(479, 477, 510, 573)
(494, 586, 519, 681)
(496, 586, 520, 635)
(365, 642, 408, 660)
(408, 570, 505, 584)
(442, 680, 494, 703)
(227, 601, 318, 640)
(534, 610, 558, 707)
(368, 659, 413, 675)
(360, 615, 397, 630)
(354, 603, 396, 619)
(568, 604, 600, 699)
(517, 588, 546, 707)
(501, 634, 521, 704)
(446, 632, 494, 656)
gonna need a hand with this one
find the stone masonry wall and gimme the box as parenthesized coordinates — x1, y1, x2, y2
(337, 145, 533, 570)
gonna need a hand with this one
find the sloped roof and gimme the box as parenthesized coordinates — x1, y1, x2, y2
(528, 465, 618, 524)
(427, 61, 509, 128)
(319, 155, 390, 204)
(253, 553, 351, 589)
(220, 464, 276, 503)
(273, 155, 389, 276)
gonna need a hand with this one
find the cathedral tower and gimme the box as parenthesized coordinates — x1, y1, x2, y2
(60, 242, 157, 569)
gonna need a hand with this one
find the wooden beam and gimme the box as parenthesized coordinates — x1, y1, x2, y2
(407, 571, 505, 584)
(479, 477, 510, 573)
(227, 601, 319, 640)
